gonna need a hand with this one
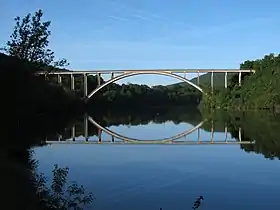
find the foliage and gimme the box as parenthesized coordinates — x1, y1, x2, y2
(202, 53, 280, 109)
(32, 162, 94, 210)
(168, 72, 236, 90)
(1, 9, 68, 68)
(0, 10, 83, 118)
(95, 82, 202, 108)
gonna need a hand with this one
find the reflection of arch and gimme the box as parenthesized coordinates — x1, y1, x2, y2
(85, 71, 204, 101)
(88, 116, 204, 143)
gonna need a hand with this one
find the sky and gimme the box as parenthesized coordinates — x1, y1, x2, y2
(1, 0, 280, 85)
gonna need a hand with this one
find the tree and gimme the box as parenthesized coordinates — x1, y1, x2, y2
(32, 162, 94, 209)
(1, 9, 68, 68)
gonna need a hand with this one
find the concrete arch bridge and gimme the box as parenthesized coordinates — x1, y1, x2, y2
(36, 69, 255, 102)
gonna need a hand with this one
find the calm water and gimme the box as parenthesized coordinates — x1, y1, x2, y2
(33, 109, 280, 210)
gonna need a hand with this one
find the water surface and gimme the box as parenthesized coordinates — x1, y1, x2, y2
(34, 110, 280, 210)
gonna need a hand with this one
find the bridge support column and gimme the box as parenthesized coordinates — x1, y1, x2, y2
(71, 125, 75, 141)
(84, 113, 88, 141)
(211, 71, 214, 92)
(225, 72, 228, 88)
(83, 73, 88, 98)
(225, 124, 228, 142)
(57, 74, 62, 84)
(97, 73, 101, 87)
(238, 72, 242, 86)
(70, 74, 75, 91)
(238, 128, 242, 142)
(197, 71, 200, 85)
(111, 136, 115, 142)
(98, 128, 102, 142)
(197, 127, 200, 142)
(111, 72, 114, 79)
(211, 120, 214, 142)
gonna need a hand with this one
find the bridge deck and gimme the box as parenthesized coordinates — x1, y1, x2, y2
(36, 69, 255, 75)
(45, 140, 255, 145)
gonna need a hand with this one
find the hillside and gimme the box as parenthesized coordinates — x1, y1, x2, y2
(166, 72, 237, 90)
(202, 53, 280, 109)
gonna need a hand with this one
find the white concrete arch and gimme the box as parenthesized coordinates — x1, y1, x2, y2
(85, 71, 203, 101)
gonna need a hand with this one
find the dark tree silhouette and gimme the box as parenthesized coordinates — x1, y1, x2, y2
(1, 9, 68, 67)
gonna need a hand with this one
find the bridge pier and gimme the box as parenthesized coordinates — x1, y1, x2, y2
(111, 72, 114, 79)
(211, 120, 214, 142)
(211, 71, 214, 92)
(197, 71, 200, 85)
(98, 128, 102, 142)
(97, 73, 101, 87)
(225, 72, 228, 88)
(83, 73, 88, 99)
(71, 125, 75, 141)
(57, 74, 62, 84)
(238, 72, 242, 86)
(225, 124, 228, 141)
(70, 74, 75, 90)
(197, 127, 200, 142)
(238, 128, 242, 142)
(84, 113, 88, 141)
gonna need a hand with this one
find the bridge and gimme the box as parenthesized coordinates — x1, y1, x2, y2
(44, 114, 255, 145)
(36, 69, 255, 102)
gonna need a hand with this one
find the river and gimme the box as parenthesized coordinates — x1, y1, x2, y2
(32, 109, 280, 210)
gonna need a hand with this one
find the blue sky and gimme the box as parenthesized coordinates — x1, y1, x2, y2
(1, 0, 280, 85)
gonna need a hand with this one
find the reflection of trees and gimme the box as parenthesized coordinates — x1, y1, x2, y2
(203, 110, 280, 160)
(1, 112, 93, 209)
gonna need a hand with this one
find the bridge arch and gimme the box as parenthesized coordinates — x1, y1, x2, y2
(85, 71, 204, 101)
(88, 116, 205, 143)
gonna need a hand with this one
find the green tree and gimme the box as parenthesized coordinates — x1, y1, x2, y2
(32, 162, 94, 209)
(1, 9, 68, 67)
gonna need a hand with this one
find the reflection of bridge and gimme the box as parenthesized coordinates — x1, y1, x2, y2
(36, 69, 255, 102)
(45, 114, 255, 145)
